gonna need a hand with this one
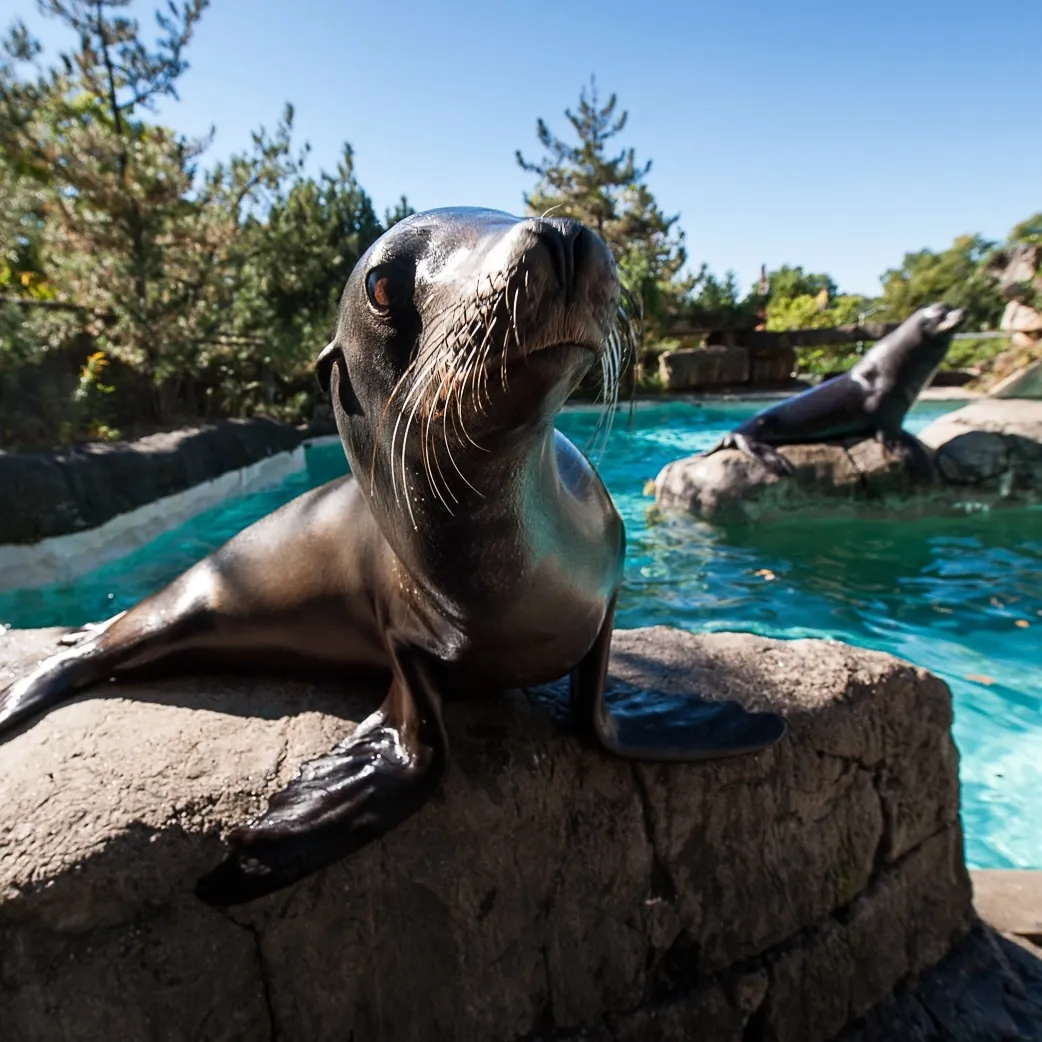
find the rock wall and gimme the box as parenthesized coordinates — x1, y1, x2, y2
(0, 419, 305, 545)
(0, 624, 977, 1041)
(657, 345, 798, 392)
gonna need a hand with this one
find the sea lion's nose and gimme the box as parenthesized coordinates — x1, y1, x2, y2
(527, 217, 585, 296)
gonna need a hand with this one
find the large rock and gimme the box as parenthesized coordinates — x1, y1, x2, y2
(658, 346, 750, 390)
(657, 346, 797, 392)
(837, 926, 1042, 1041)
(0, 624, 979, 1041)
(0, 419, 305, 545)
(750, 346, 798, 385)
(1001, 301, 1042, 336)
(655, 401, 1042, 523)
(920, 399, 1042, 494)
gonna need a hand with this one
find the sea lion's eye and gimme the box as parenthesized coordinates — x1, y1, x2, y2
(366, 269, 392, 311)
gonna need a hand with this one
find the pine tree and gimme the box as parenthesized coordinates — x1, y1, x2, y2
(516, 79, 691, 350)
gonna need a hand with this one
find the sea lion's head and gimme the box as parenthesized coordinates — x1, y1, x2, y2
(916, 302, 966, 338)
(316, 207, 632, 519)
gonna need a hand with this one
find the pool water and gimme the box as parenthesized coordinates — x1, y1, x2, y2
(3, 398, 1040, 870)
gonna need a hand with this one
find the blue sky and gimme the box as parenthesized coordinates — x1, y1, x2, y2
(8, 0, 1041, 296)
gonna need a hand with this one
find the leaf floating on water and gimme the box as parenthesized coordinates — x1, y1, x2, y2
(931, 605, 954, 614)
(990, 597, 1003, 609)
(965, 674, 996, 686)
(754, 569, 777, 581)
(1014, 620, 1030, 629)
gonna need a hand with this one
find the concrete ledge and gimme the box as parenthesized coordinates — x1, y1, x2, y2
(0, 435, 343, 593)
(0, 418, 307, 547)
(972, 869, 1042, 943)
(0, 625, 982, 1041)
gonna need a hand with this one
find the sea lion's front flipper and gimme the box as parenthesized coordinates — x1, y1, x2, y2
(877, 428, 936, 482)
(731, 434, 794, 477)
(570, 596, 786, 762)
(195, 644, 448, 907)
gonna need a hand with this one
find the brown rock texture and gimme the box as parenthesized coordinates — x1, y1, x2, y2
(921, 399, 1042, 498)
(655, 400, 1042, 523)
(0, 624, 978, 1041)
(658, 346, 750, 390)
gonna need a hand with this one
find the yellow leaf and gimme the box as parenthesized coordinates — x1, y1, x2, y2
(1014, 620, 1030, 629)
(965, 674, 995, 686)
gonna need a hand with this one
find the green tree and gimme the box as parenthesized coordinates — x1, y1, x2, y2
(879, 234, 1004, 330)
(0, 0, 304, 420)
(764, 266, 837, 302)
(215, 146, 389, 417)
(765, 292, 866, 332)
(516, 79, 690, 346)
(1009, 213, 1042, 246)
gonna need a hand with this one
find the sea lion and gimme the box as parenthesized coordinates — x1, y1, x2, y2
(0, 208, 786, 906)
(698, 302, 966, 476)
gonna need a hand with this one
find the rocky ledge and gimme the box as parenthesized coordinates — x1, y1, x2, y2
(0, 418, 306, 545)
(3, 624, 1034, 1041)
(654, 399, 1042, 524)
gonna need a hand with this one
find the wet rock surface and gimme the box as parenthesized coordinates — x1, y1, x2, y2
(0, 624, 986, 1041)
(654, 400, 1042, 524)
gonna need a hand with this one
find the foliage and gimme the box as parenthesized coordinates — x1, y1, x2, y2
(943, 335, 1011, 372)
(764, 265, 837, 302)
(0, 0, 409, 441)
(1009, 213, 1042, 246)
(878, 234, 1005, 330)
(517, 78, 691, 346)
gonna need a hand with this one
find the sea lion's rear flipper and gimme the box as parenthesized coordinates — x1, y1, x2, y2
(195, 644, 448, 907)
(877, 429, 936, 482)
(694, 436, 728, 461)
(58, 612, 127, 646)
(0, 606, 206, 738)
(731, 434, 794, 477)
(570, 596, 787, 762)
(696, 434, 793, 477)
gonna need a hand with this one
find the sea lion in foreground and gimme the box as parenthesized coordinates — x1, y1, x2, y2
(699, 302, 966, 476)
(0, 208, 785, 906)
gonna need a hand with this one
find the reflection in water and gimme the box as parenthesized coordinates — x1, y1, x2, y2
(1, 398, 1039, 869)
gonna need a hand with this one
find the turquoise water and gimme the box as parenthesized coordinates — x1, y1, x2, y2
(2, 398, 1040, 870)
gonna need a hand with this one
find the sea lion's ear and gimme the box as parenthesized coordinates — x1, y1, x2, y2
(315, 340, 340, 394)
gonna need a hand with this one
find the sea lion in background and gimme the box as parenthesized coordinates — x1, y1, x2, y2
(698, 302, 966, 476)
(0, 208, 785, 906)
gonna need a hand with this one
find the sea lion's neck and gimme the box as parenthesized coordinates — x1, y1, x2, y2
(374, 421, 578, 622)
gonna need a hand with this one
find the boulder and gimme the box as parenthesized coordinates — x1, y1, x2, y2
(750, 346, 798, 385)
(0, 419, 305, 545)
(920, 399, 1042, 494)
(1001, 301, 1042, 336)
(658, 346, 750, 390)
(836, 926, 1042, 1042)
(0, 624, 979, 1042)
(987, 244, 1042, 300)
(655, 401, 1042, 523)
(655, 439, 946, 524)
